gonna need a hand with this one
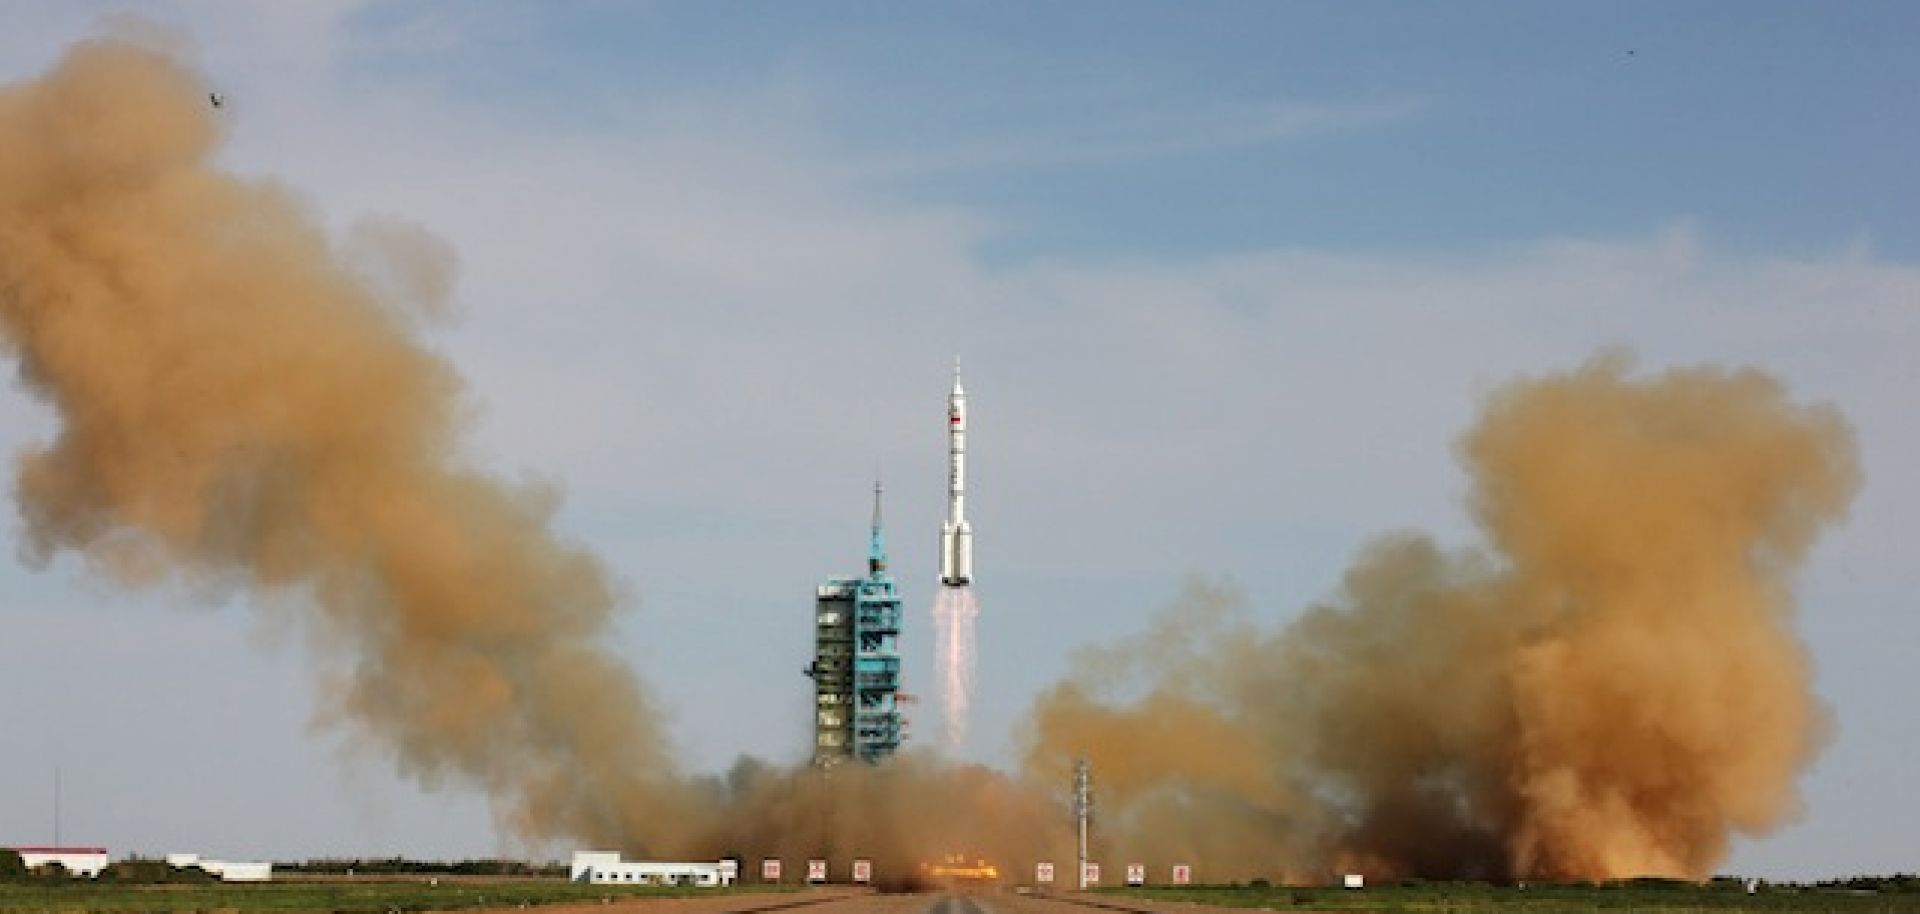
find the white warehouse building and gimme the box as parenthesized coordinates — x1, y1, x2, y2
(11, 847, 108, 878)
(167, 853, 273, 882)
(570, 851, 734, 887)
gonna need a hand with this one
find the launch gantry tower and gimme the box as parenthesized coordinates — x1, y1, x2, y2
(806, 482, 904, 766)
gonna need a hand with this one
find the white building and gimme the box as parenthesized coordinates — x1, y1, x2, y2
(570, 850, 733, 887)
(167, 853, 272, 882)
(11, 847, 108, 878)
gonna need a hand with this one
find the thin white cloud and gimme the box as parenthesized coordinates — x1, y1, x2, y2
(852, 96, 1421, 177)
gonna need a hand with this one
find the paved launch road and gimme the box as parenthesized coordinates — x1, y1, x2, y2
(924, 895, 991, 914)
(748, 891, 1174, 914)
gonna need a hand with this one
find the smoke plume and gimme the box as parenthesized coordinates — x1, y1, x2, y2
(1025, 354, 1859, 881)
(693, 757, 1073, 889)
(0, 36, 693, 847)
(0, 35, 1082, 877)
(0, 36, 1081, 876)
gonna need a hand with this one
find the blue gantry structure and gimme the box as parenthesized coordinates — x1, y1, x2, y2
(807, 482, 903, 766)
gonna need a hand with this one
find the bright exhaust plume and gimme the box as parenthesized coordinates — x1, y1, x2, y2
(934, 585, 980, 753)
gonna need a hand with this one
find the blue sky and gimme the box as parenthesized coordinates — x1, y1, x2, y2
(364, 1, 1920, 259)
(0, 0, 1915, 878)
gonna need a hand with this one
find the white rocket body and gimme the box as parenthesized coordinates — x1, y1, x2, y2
(940, 368, 973, 586)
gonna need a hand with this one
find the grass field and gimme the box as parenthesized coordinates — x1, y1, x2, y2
(0, 878, 797, 913)
(1102, 882, 1920, 913)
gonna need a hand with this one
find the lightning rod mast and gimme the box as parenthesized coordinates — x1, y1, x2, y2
(1074, 757, 1091, 890)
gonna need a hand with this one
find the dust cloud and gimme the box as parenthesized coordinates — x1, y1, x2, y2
(693, 758, 1073, 889)
(1026, 355, 1859, 881)
(0, 34, 1072, 875)
(0, 35, 690, 847)
(0, 37, 1860, 883)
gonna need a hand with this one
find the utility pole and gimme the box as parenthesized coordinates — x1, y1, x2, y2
(53, 766, 61, 847)
(1073, 757, 1091, 890)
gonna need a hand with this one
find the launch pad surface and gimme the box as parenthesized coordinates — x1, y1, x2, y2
(10, 879, 1920, 914)
(474, 890, 1201, 914)
(441, 887, 1920, 914)
(488, 884, 1920, 914)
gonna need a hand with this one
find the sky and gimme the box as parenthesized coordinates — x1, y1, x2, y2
(0, 0, 1916, 878)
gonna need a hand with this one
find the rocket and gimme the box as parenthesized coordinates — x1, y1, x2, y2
(940, 362, 973, 586)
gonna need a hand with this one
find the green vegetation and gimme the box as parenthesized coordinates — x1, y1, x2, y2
(96, 857, 218, 884)
(275, 857, 568, 878)
(0, 878, 796, 913)
(1102, 878, 1920, 913)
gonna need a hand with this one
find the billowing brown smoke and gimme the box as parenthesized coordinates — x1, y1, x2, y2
(692, 757, 1074, 889)
(0, 34, 1073, 873)
(0, 37, 1860, 885)
(0, 36, 694, 848)
(1026, 355, 1859, 882)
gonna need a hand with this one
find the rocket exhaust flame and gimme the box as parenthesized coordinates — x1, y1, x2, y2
(933, 585, 979, 753)
(0, 37, 1859, 884)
